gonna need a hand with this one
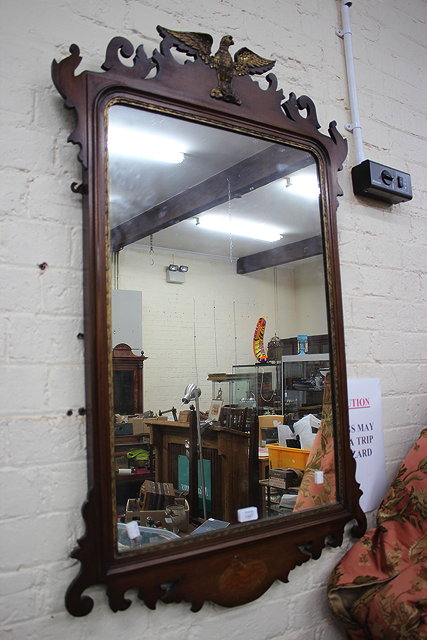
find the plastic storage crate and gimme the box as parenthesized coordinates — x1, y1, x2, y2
(266, 444, 310, 470)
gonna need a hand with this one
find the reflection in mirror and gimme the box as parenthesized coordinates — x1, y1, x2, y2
(108, 103, 336, 552)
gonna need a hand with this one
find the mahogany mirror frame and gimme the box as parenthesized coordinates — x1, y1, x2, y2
(52, 28, 366, 616)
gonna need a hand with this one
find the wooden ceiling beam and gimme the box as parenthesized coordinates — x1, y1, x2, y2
(236, 234, 323, 274)
(110, 145, 314, 251)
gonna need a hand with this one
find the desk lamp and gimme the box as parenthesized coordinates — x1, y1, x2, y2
(182, 384, 207, 520)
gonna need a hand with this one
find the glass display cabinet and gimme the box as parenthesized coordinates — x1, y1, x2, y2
(208, 364, 282, 414)
(231, 364, 282, 414)
(282, 353, 330, 428)
(207, 374, 232, 407)
(232, 364, 281, 438)
(208, 364, 282, 437)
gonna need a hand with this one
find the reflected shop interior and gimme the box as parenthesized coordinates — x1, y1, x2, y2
(109, 103, 335, 552)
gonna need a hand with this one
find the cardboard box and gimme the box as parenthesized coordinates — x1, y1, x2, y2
(129, 416, 151, 435)
(125, 497, 189, 532)
(178, 410, 191, 424)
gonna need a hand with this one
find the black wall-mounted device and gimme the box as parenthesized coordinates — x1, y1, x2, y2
(351, 159, 412, 204)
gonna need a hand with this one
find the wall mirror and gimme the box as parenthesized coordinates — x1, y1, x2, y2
(52, 27, 365, 616)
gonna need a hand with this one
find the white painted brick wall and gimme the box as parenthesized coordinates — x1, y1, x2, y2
(1, 1, 426, 639)
(118, 247, 327, 410)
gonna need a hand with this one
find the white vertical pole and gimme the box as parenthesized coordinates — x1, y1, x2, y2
(337, 1, 365, 165)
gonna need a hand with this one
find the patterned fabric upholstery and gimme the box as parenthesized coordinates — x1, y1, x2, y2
(293, 372, 336, 510)
(327, 428, 427, 640)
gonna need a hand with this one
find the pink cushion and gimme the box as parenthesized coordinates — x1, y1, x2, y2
(327, 429, 427, 640)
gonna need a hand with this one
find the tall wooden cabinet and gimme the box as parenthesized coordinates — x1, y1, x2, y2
(112, 343, 147, 415)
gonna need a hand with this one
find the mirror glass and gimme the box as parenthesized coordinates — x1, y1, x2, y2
(108, 102, 336, 553)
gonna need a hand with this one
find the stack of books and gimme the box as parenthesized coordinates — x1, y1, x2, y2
(139, 480, 175, 510)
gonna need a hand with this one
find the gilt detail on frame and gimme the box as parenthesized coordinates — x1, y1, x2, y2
(157, 26, 275, 105)
(52, 27, 347, 175)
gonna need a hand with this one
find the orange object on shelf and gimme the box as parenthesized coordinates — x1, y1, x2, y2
(266, 444, 310, 470)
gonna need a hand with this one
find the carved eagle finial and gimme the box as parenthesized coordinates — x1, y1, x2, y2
(157, 26, 275, 105)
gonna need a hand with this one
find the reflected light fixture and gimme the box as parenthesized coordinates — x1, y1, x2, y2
(195, 214, 283, 242)
(166, 264, 188, 284)
(108, 126, 185, 163)
(167, 264, 188, 272)
(284, 174, 320, 198)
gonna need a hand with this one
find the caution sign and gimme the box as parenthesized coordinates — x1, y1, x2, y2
(347, 378, 387, 513)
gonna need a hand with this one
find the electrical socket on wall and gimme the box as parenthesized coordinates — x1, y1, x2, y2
(351, 159, 413, 204)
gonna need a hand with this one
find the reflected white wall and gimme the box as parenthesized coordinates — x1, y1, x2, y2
(117, 246, 327, 411)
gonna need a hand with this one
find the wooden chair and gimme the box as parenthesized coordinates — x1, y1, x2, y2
(219, 406, 248, 432)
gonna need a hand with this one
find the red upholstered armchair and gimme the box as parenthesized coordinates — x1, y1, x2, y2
(327, 428, 427, 640)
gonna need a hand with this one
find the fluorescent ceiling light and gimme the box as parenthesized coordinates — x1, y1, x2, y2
(285, 174, 320, 198)
(195, 214, 283, 242)
(108, 126, 185, 163)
